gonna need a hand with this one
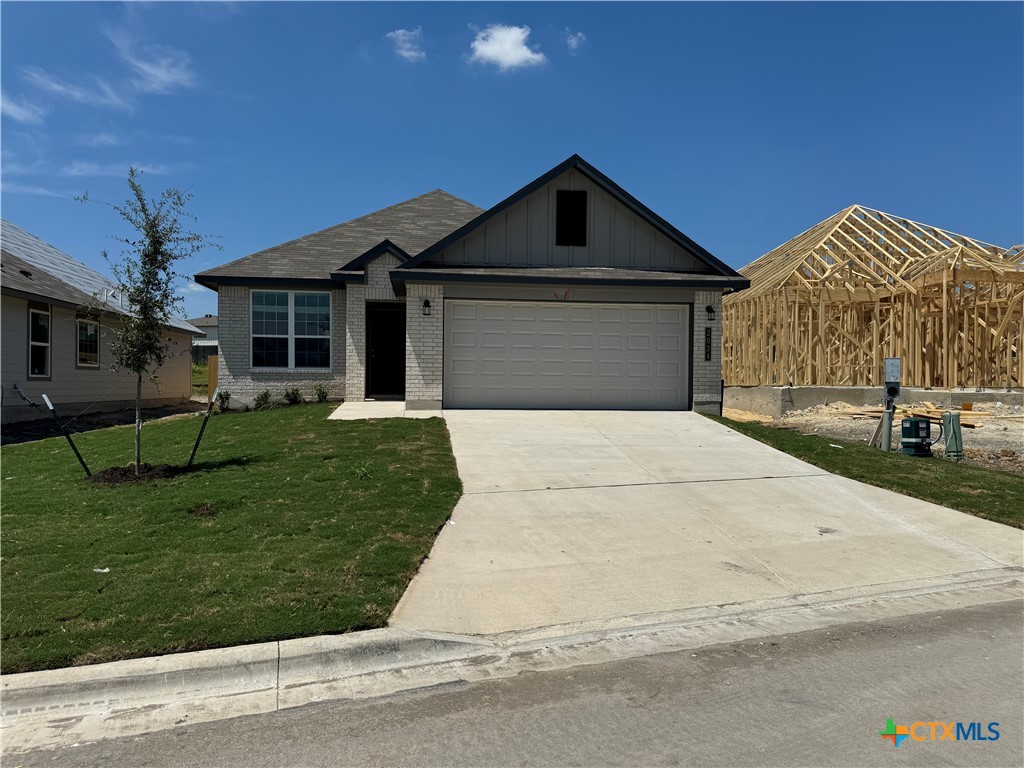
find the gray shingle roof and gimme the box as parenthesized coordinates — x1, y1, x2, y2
(196, 190, 483, 283)
(1, 219, 200, 334)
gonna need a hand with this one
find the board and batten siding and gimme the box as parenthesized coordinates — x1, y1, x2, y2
(1, 295, 193, 423)
(429, 169, 708, 272)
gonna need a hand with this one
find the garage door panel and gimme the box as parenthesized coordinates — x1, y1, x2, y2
(444, 300, 690, 410)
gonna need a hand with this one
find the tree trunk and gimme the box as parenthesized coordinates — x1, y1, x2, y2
(135, 372, 142, 476)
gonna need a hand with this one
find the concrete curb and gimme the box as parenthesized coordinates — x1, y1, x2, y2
(3, 567, 1021, 755)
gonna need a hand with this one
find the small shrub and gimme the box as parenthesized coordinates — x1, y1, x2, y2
(283, 387, 304, 406)
(216, 390, 231, 412)
(314, 383, 330, 404)
(253, 390, 273, 411)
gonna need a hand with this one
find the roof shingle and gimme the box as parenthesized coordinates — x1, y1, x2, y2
(196, 190, 482, 284)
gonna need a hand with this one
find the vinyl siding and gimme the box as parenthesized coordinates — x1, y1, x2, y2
(1, 295, 193, 423)
(430, 169, 708, 272)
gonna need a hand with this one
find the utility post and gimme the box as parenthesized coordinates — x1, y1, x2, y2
(880, 357, 901, 452)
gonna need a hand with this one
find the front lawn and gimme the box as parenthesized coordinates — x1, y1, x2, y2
(0, 405, 462, 674)
(706, 415, 1024, 529)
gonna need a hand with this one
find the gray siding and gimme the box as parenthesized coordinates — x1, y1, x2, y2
(1, 295, 193, 423)
(430, 169, 707, 272)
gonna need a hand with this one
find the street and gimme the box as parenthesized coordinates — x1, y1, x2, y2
(13, 599, 1022, 768)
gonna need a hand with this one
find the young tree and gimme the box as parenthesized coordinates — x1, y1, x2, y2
(79, 168, 219, 475)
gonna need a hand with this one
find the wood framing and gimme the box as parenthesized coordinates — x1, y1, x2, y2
(723, 205, 1024, 388)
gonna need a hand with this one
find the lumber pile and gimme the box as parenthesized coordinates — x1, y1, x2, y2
(837, 402, 987, 428)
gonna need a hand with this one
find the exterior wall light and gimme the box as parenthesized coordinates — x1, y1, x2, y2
(705, 304, 716, 322)
(422, 299, 432, 316)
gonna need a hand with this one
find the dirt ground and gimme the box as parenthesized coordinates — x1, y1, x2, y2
(1, 402, 207, 446)
(724, 400, 1024, 476)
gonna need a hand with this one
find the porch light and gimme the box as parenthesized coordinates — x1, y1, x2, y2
(705, 305, 716, 322)
(422, 299, 432, 316)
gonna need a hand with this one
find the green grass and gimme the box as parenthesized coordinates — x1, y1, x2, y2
(191, 362, 208, 398)
(705, 415, 1024, 529)
(0, 405, 462, 674)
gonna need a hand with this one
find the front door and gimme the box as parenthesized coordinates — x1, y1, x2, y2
(366, 302, 406, 399)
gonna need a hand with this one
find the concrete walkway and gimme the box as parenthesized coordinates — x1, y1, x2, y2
(390, 410, 1023, 635)
(327, 401, 441, 420)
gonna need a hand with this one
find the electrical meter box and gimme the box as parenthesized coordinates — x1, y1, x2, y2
(884, 357, 901, 400)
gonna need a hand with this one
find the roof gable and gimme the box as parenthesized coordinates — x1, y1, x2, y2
(196, 190, 482, 286)
(399, 154, 740, 277)
(737, 205, 1007, 299)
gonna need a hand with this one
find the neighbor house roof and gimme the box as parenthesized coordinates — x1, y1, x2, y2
(0, 219, 201, 334)
(186, 314, 218, 328)
(195, 190, 483, 287)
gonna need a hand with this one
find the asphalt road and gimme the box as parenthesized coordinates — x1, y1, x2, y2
(14, 600, 1023, 768)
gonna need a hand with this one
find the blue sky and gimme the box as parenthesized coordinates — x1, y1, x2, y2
(2, 1, 1022, 319)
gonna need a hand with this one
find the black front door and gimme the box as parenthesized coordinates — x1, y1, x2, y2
(366, 303, 406, 399)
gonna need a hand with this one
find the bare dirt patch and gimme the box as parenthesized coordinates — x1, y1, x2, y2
(724, 400, 1024, 476)
(89, 464, 188, 485)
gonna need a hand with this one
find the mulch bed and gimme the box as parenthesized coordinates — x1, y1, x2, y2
(89, 463, 191, 485)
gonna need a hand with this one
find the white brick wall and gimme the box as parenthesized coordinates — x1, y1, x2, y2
(691, 289, 723, 414)
(406, 283, 444, 404)
(217, 285, 346, 406)
(344, 283, 366, 400)
(365, 255, 400, 301)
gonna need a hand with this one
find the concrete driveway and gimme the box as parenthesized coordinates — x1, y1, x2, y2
(390, 411, 1022, 636)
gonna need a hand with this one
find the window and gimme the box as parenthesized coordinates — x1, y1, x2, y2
(77, 319, 100, 368)
(251, 290, 330, 368)
(28, 305, 50, 378)
(555, 190, 587, 247)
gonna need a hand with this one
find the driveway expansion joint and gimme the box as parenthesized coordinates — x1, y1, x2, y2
(465, 472, 833, 495)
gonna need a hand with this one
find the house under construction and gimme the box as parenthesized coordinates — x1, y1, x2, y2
(722, 205, 1024, 389)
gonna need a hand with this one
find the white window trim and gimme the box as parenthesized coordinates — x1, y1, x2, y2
(28, 306, 51, 378)
(250, 289, 332, 370)
(76, 319, 101, 368)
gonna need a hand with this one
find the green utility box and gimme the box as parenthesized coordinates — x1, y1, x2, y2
(901, 417, 932, 457)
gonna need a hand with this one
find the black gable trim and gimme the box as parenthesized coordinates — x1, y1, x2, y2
(194, 275, 336, 290)
(339, 239, 412, 271)
(398, 154, 742, 278)
(389, 270, 750, 296)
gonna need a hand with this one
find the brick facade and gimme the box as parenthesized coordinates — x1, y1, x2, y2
(217, 280, 725, 412)
(216, 285, 346, 406)
(405, 283, 444, 405)
(691, 289, 723, 414)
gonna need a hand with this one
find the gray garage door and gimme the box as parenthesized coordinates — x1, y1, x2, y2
(443, 300, 690, 409)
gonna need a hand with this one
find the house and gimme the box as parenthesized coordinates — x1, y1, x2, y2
(1, 219, 202, 424)
(195, 155, 749, 412)
(187, 314, 219, 365)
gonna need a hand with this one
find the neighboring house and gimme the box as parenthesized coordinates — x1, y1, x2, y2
(195, 155, 749, 412)
(187, 314, 219, 365)
(1, 219, 202, 424)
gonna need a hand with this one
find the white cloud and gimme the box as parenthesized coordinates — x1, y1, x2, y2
(179, 281, 209, 294)
(1, 94, 47, 124)
(565, 29, 586, 54)
(77, 131, 124, 147)
(469, 24, 546, 72)
(61, 160, 172, 177)
(1, 182, 68, 198)
(105, 27, 196, 94)
(386, 27, 426, 62)
(21, 66, 133, 111)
